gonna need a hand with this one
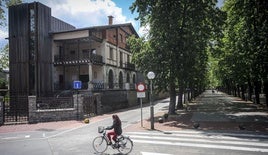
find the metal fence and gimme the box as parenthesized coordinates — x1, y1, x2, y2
(4, 95, 28, 123)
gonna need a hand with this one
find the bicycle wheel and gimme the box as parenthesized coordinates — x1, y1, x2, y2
(92, 136, 108, 153)
(118, 137, 133, 154)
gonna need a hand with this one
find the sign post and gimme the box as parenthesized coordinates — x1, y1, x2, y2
(137, 83, 146, 127)
(73, 81, 82, 120)
(147, 71, 155, 130)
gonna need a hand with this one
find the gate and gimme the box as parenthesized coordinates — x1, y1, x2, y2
(83, 95, 98, 115)
(3, 95, 28, 124)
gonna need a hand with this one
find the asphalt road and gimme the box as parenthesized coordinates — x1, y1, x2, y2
(0, 94, 268, 155)
(0, 99, 169, 155)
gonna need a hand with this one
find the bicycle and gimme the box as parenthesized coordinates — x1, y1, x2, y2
(92, 126, 133, 154)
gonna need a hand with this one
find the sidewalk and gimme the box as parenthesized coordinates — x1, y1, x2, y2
(124, 90, 268, 133)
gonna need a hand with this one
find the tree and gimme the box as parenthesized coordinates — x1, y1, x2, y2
(216, 0, 268, 105)
(0, 0, 22, 26)
(130, 0, 224, 114)
(0, 44, 8, 70)
(0, 0, 22, 68)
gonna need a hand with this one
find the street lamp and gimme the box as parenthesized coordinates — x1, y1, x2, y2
(147, 71, 155, 130)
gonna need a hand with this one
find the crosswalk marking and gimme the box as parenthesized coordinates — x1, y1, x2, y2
(134, 139, 268, 153)
(141, 152, 172, 155)
(126, 130, 268, 153)
(130, 135, 268, 147)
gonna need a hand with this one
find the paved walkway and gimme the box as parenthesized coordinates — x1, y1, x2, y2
(1, 90, 267, 134)
(125, 90, 268, 133)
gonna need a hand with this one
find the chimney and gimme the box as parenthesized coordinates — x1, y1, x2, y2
(108, 15, 114, 25)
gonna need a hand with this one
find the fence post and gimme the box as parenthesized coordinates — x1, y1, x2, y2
(73, 94, 83, 120)
(28, 96, 37, 124)
(0, 96, 3, 125)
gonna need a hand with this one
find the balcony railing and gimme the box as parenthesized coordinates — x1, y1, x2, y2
(54, 53, 103, 65)
(124, 62, 135, 70)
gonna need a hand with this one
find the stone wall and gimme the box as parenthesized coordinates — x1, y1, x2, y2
(28, 96, 80, 123)
(100, 90, 137, 113)
(28, 94, 101, 123)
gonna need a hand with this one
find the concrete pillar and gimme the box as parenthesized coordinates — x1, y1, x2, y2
(28, 96, 37, 124)
(73, 94, 83, 120)
(88, 63, 93, 90)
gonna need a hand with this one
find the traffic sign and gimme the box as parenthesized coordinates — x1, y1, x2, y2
(137, 92, 146, 98)
(73, 81, 82, 89)
(137, 83, 146, 92)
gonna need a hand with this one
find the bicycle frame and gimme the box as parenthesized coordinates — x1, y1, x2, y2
(93, 127, 133, 154)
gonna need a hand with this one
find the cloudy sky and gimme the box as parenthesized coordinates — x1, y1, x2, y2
(0, 0, 224, 49)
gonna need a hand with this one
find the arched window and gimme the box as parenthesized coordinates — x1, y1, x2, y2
(126, 73, 130, 83)
(119, 72, 123, 89)
(108, 70, 114, 89)
(132, 74, 136, 84)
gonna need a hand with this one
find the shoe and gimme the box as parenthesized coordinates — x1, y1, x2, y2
(113, 143, 119, 148)
(107, 141, 112, 145)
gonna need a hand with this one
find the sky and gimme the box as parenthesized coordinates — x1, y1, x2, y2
(0, 0, 224, 49)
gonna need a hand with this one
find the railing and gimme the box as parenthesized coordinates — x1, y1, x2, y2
(54, 53, 103, 65)
(124, 62, 135, 70)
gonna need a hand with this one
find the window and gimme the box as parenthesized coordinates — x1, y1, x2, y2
(109, 47, 114, 59)
(120, 52, 123, 67)
(59, 46, 63, 58)
(119, 72, 123, 89)
(126, 73, 130, 83)
(108, 70, 114, 89)
(132, 74, 136, 84)
(127, 55, 130, 63)
(82, 49, 89, 58)
(120, 34, 123, 42)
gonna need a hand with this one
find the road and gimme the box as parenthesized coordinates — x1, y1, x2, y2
(0, 99, 168, 155)
(0, 94, 268, 155)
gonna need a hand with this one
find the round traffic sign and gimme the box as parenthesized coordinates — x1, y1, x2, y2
(137, 83, 145, 92)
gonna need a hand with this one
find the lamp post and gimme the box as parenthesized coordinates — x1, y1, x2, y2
(147, 71, 155, 130)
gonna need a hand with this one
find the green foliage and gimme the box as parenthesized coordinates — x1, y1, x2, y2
(130, 0, 224, 113)
(0, 44, 8, 70)
(0, 0, 22, 26)
(216, 0, 268, 89)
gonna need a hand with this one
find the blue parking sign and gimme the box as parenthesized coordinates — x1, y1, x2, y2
(73, 81, 82, 89)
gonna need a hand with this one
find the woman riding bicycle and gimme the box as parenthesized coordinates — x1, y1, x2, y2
(106, 115, 122, 145)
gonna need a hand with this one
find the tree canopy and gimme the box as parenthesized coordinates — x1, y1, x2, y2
(0, 0, 22, 70)
(215, 0, 268, 105)
(129, 0, 224, 114)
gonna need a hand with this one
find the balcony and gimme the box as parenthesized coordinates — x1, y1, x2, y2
(53, 53, 103, 65)
(124, 62, 135, 70)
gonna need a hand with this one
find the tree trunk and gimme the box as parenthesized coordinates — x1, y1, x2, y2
(264, 80, 268, 106)
(254, 81, 261, 104)
(168, 81, 176, 114)
(248, 78, 253, 101)
(177, 85, 184, 109)
(241, 84, 245, 100)
(237, 85, 241, 98)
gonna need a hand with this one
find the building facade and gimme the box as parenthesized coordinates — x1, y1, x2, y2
(6, 2, 139, 123)
(9, 2, 138, 97)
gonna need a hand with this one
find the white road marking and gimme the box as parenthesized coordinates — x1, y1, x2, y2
(2, 137, 19, 140)
(127, 131, 268, 153)
(130, 135, 268, 147)
(25, 135, 30, 138)
(134, 139, 268, 152)
(141, 152, 172, 155)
